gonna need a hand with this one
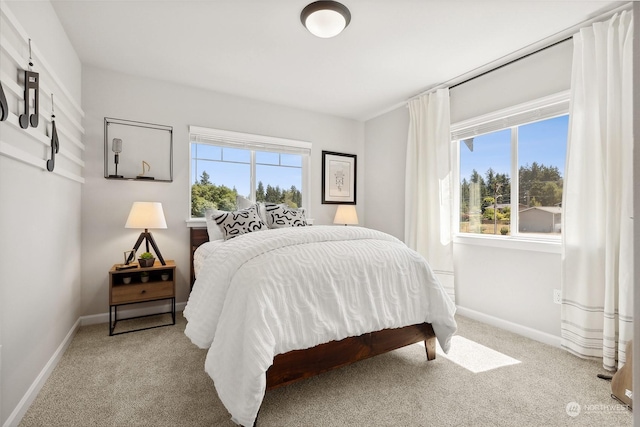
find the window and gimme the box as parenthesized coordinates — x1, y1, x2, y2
(453, 93, 569, 238)
(189, 126, 311, 218)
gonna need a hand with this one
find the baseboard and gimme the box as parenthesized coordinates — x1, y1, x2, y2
(80, 301, 186, 326)
(455, 306, 562, 348)
(2, 318, 80, 427)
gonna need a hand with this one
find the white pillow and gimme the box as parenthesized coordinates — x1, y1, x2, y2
(204, 209, 225, 241)
(263, 203, 307, 228)
(236, 195, 253, 210)
(213, 205, 268, 240)
(256, 202, 268, 224)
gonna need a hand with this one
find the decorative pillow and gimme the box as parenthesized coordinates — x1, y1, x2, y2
(213, 205, 268, 240)
(236, 197, 269, 224)
(263, 203, 307, 228)
(204, 209, 224, 241)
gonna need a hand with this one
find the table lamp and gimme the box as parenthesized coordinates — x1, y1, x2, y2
(333, 205, 358, 226)
(125, 201, 167, 265)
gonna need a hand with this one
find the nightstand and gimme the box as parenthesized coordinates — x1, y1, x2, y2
(108, 260, 176, 336)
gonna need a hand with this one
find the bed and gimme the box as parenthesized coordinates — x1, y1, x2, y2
(185, 223, 457, 426)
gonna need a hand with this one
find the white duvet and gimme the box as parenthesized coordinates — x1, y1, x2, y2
(184, 226, 457, 426)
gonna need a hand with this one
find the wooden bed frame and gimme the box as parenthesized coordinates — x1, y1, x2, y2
(189, 227, 437, 391)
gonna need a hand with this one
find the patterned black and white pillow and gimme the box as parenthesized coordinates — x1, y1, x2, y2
(214, 205, 268, 240)
(264, 203, 307, 228)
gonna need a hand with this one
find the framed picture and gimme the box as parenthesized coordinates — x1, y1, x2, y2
(322, 151, 356, 204)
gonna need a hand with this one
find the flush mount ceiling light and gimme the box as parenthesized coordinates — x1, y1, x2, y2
(301, 1, 351, 38)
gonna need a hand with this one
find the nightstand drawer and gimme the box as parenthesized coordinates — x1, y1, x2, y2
(111, 281, 174, 304)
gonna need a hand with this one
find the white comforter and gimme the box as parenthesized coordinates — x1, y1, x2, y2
(184, 226, 457, 426)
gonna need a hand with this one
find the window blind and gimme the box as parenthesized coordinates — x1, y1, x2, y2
(189, 126, 311, 156)
(451, 91, 570, 141)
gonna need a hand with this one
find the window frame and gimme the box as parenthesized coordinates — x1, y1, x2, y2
(451, 91, 570, 243)
(187, 126, 311, 223)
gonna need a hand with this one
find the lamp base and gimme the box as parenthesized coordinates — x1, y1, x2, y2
(126, 230, 166, 265)
(108, 174, 124, 178)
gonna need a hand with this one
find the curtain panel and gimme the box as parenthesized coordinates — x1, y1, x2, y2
(561, 11, 633, 370)
(405, 89, 455, 303)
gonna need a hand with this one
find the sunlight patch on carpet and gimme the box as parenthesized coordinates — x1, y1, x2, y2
(433, 335, 521, 373)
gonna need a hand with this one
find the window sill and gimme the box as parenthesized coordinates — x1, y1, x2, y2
(186, 219, 206, 228)
(453, 233, 561, 254)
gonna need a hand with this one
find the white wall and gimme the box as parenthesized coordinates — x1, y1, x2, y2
(363, 106, 408, 240)
(364, 41, 573, 341)
(0, 1, 83, 425)
(633, 4, 639, 426)
(80, 66, 365, 316)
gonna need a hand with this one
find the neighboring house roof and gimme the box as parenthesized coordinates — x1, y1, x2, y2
(519, 206, 562, 214)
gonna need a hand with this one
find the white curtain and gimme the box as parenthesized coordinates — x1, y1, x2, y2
(405, 88, 455, 303)
(561, 11, 633, 370)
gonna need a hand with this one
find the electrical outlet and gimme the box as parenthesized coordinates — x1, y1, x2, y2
(553, 289, 562, 304)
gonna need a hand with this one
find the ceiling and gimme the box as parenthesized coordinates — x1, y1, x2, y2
(50, 0, 622, 121)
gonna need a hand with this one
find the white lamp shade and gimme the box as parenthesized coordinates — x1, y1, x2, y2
(125, 202, 167, 229)
(304, 10, 346, 38)
(333, 205, 358, 225)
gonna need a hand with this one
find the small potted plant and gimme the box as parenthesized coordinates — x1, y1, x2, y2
(138, 252, 155, 267)
(140, 272, 150, 283)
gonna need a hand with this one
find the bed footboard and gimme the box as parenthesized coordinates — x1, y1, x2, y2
(266, 322, 436, 390)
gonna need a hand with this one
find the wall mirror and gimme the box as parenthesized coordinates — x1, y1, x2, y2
(104, 117, 173, 182)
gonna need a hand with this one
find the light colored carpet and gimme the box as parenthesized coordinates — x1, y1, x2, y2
(19, 313, 632, 426)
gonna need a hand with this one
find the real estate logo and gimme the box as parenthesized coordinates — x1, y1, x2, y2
(565, 401, 581, 417)
(566, 400, 630, 417)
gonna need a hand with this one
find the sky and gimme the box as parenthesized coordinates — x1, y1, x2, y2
(192, 114, 569, 200)
(191, 145, 302, 198)
(459, 115, 569, 182)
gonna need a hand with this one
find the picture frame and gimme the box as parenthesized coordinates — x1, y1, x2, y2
(321, 151, 356, 204)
